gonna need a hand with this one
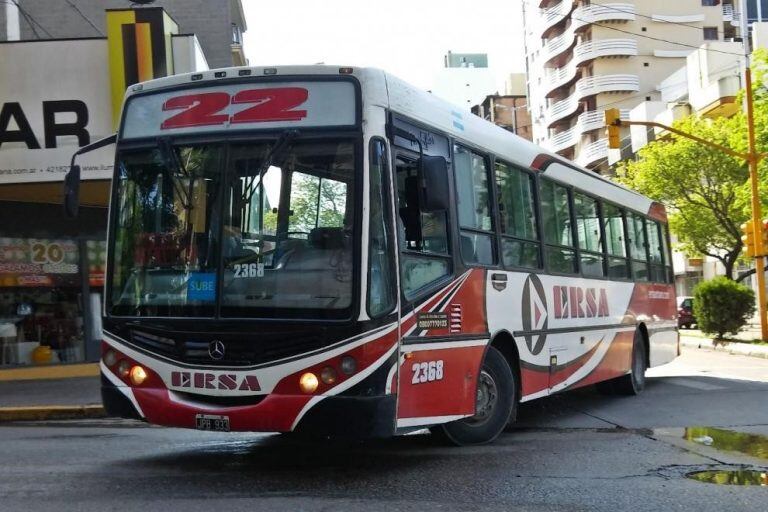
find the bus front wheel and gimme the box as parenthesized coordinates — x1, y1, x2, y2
(432, 346, 516, 446)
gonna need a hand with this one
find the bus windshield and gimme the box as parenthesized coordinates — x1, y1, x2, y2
(108, 139, 356, 319)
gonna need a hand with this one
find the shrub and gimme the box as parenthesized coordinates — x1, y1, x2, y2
(693, 277, 755, 339)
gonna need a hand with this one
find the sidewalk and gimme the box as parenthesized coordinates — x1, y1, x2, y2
(679, 326, 768, 360)
(0, 376, 105, 422)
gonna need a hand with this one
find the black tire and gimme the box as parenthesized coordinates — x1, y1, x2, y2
(433, 346, 516, 446)
(612, 329, 647, 396)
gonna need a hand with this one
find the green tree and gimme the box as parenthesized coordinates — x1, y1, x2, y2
(617, 50, 768, 279)
(616, 115, 750, 278)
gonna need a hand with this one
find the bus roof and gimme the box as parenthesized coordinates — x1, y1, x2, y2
(123, 64, 658, 217)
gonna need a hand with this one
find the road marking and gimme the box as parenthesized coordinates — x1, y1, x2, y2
(667, 378, 725, 391)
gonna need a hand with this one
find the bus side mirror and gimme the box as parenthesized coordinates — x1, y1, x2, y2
(418, 155, 449, 212)
(64, 164, 81, 218)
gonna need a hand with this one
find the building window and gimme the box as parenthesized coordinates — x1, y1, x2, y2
(703, 27, 719, 40)
(231, 23, 242, 45)
(701, 0, 718, 6)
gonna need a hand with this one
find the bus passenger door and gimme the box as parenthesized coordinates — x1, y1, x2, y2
(390, 141, 487, 428)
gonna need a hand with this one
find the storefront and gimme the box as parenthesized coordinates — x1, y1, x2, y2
(0, 7, 208, 369)
(0, 203, 107, 368)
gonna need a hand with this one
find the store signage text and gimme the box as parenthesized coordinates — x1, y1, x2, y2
(0, 100, 90, 150)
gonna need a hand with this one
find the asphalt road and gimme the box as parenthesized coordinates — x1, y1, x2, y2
(1, 346, 767, 512)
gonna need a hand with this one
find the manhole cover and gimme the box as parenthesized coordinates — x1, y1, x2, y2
(686, 469, 768, 486)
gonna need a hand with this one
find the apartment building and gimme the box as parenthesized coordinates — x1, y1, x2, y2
(522, 0, 742, 173)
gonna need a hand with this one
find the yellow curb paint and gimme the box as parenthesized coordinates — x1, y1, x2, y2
(0, 363, 99, 382)
(0, 405, 106, 422)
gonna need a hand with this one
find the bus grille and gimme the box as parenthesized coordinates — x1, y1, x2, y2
(129, 328, 328, 367)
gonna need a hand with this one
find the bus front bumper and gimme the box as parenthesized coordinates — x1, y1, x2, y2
(102, 375, 396, 439)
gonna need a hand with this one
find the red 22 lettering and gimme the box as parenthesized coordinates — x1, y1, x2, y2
(161, 88, 308, 129)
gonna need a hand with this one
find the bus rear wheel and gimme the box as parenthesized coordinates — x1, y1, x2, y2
(433, 346, 516, 446)
(595, 329, 647, 396)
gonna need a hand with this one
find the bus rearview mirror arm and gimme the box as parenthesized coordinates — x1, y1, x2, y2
(64, 133, 117, 218)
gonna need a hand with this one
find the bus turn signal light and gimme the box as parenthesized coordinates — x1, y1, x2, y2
(129, 365, 148, 386)
(299, 372, 319, 394)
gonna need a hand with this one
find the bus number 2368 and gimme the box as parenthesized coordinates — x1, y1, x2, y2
(411, 360, 444, 384)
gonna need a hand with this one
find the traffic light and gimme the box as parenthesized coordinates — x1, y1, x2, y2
(762, 219, 768, 256)
(742, 220, 756, 257)
(604, 108, 621, 149)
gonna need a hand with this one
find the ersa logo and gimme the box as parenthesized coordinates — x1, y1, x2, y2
(521, 275, 611, 355)
(521, 274, 548, 355)
(170, 371, 261, 392)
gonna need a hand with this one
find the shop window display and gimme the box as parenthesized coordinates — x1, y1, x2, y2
(0, 238, 89, 366)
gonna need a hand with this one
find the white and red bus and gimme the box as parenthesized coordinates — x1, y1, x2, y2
(67, 66, 678, 445)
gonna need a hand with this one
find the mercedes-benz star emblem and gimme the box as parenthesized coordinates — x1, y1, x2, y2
(208, 340, 226, 360)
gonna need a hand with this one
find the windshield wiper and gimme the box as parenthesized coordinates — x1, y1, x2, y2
(243, 129, 300, 203)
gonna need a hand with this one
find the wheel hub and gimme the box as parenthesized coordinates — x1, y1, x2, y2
(467, 370, 498, 425)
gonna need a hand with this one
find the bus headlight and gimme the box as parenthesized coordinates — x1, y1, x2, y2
(103, 350, 117, 367)
(129, 365, 148, 386)
(299, 372, 319, 394)
(341, 356, 357, 375)
(320, 366, 337, 385)
(117, 360, 131, 379)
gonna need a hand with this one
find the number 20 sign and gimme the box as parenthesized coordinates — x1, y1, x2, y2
(160, 87, 308, 130)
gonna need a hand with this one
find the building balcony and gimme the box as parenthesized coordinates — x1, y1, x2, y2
(722, 4, 741, 25)
(540, 0, 575, 37)
(541, 3, 636, 65)
(546, 74, 640, 126)
(577, 139, 609, 168)
(548, 109, 630, 153)
(544, 39, 637, 96)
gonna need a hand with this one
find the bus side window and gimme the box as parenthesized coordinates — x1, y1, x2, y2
(628, 213, 649, 282)
(540, 178, 577, 274)
(453, 144, 496, 266)
(602, 203, 629, 279)
(395, 156, 451, 298)
(647, 220, 666, 283)
(661, 224, 673, 283)
(367, 139, 397, 317)
(495, 160, 540, 269)
(574, 192, 605, 278)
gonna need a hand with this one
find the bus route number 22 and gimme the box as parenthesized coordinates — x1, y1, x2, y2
(411, 360, 444, 384)
(160, 87, 309, 129)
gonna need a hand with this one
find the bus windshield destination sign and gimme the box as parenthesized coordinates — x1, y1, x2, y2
(120, 81, 357, 139)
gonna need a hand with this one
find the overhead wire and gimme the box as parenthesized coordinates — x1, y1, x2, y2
(7, 0, 53, 38)
(64, 0, 104, 36)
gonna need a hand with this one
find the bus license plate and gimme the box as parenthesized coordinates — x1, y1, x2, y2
(195, 414, 230, 432)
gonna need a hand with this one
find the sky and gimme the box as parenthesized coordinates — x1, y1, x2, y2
(242, 0, 526, 94)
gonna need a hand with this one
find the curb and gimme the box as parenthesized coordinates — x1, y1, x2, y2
(0, 363, 100, 382)
(680, 336, 768, 360)
(0, 405, 106, 423)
